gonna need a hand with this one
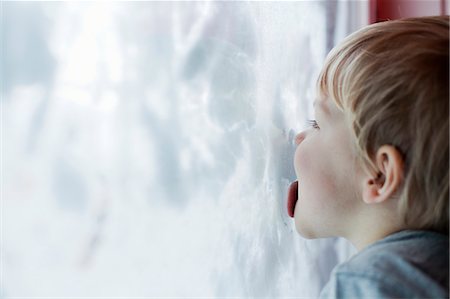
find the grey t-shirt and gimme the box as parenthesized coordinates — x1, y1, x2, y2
(319, 230, 449, 299)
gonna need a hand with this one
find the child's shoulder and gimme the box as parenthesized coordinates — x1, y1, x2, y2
(320, 230, 449, 298)
(343, 229, 448, 272)
(352, 229, 447, 259)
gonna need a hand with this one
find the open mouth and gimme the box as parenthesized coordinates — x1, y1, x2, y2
(287, 180, 298, 218)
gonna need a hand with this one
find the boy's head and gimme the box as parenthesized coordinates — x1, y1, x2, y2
(288, 16, 449, 248)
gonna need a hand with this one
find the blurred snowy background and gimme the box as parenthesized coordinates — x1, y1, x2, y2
(1, 1, 366, 297)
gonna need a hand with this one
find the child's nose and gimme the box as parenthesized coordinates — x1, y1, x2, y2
(295, 131, 306, 145)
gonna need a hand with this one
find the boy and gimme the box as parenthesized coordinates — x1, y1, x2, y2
(287, 16, 449, 298)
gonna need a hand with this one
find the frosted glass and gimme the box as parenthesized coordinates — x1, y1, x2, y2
(2, 2, 356, 297)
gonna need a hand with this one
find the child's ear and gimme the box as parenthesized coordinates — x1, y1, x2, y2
(362, 145, 404, 205)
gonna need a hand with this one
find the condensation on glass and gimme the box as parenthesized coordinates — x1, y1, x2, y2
(2, 2, 359, 297)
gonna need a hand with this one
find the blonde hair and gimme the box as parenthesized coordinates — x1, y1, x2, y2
(317, 16, 449, 234)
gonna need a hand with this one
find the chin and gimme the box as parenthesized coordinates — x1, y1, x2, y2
(294, 220, 319, 239)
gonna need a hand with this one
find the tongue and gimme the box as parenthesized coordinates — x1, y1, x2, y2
(287, 180, 298, 218)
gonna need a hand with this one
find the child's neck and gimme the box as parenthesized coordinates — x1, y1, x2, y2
(346, 208, 407, 251)
(349, 228, 405, 251)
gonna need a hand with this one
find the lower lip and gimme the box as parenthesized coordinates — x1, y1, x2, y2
(287, 180, 298, 218)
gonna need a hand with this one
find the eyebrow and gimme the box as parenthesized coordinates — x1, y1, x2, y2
(313, 100, 329, 115)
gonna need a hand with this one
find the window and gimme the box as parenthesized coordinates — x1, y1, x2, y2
(2, 2, 365, 296)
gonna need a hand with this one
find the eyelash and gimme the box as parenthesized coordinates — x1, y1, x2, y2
(307, 119, 320, 129)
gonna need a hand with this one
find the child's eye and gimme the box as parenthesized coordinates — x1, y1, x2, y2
(307, 119, 320, 130)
